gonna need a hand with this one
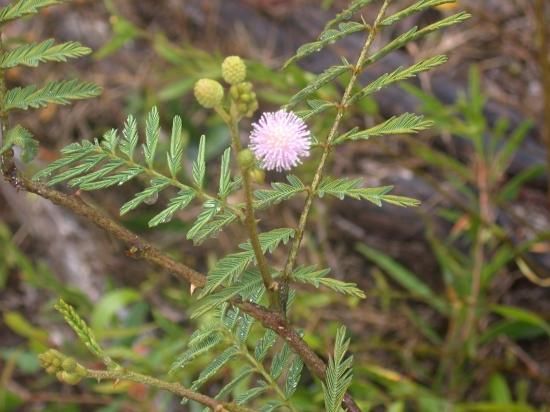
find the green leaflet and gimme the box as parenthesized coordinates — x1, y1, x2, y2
(284, 356, 304, 398)
(381, 0, 456, 26)
(119, 177, 170, 215)
(149, 189, 195, 227)
(54, 299, 115, 368)
(143, 106, 160, 168)
(0, 39, 90, 68)
(198, 228, 295, 297)
(335, 113, 434, 144)
(323, 0, 376, 30)
(322, 326, 353, 412)
(4, 79, 101, 110)
(0, 0, 63, 24)
(169, 329, 223, 373)
(254, 175, 306, 209)
(292, 265, 365, 298)
(0, 125, 38, 162)
(317, 176, 420, 207)
(192, 134, 206, 188)
(167, 115, 184, 177)
(269, 341, 292, 380)
(284, 21, 366, 69)
(287, 64, 350, 108)
(190, 346, 239, 390)
(254, 329, 277, 362)
(348, 55, 448, 104)
(120, 115, 139, 160)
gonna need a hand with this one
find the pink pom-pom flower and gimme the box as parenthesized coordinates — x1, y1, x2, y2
(249, 110, 311, 172)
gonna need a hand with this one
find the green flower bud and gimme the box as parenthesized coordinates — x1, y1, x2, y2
(62, 357, 77, 372)
(75, 364, 87, 377)
(240, 93, 252, 103)
(222, 56, 246, 85)
(249, 168, 265, 184)
(194, 79, 224, 109)
(230, 85, 240, 99)
(237, 149, 255, 169)
(46, 366, 57, 375)
(238, 82, 253, 93)
(61, 371, 82, 385)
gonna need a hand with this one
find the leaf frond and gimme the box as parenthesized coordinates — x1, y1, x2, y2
(0, 0, 63, 24)
(335, 113, 433, 144)
(0, 39, 90, 68)
(4, 79, 101, 111)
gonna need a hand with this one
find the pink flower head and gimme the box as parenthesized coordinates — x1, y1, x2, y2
(249, 110, 311, 172)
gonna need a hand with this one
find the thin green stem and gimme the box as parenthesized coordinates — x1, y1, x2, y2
(225, 105, 277, 307)
(281, 0, 392, 286)
(85, 368, 254, 412)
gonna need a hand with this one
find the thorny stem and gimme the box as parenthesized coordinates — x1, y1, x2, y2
(225, 105, 278, 307)
(280, 0, 392, 290)
(85, 368, 253, 412)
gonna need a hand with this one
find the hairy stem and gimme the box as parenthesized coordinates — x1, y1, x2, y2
(85, 368, 252, 412)
(281, 0, 392, 286)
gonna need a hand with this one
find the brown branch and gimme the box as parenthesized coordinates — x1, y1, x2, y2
(3, 174, 360, 412)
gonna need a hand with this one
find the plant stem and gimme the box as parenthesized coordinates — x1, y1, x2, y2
(85, 368, 253, 412)
(226, 106, 277, 307)
(280, 0, 392, 285)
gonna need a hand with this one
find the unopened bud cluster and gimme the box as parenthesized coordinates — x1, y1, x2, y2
(230, 81, 258, 118)
(39, 349, 86, 385)
(194, 56, 258, 118)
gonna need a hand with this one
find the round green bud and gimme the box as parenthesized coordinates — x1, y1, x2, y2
(62, 357, 77, 372)
(230, 85, 240, 99)
(237, 149, 255, 169)
(61, 371, 82, 385)
(194, 79, 224, 109)
(46, 366, 57, 375)
(240, 93, 252, 103)
(75, 364, 87, 377)
(238, 82, 253, 93)
(249, 168, 265, 184)
(222, 56, 246, 85)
